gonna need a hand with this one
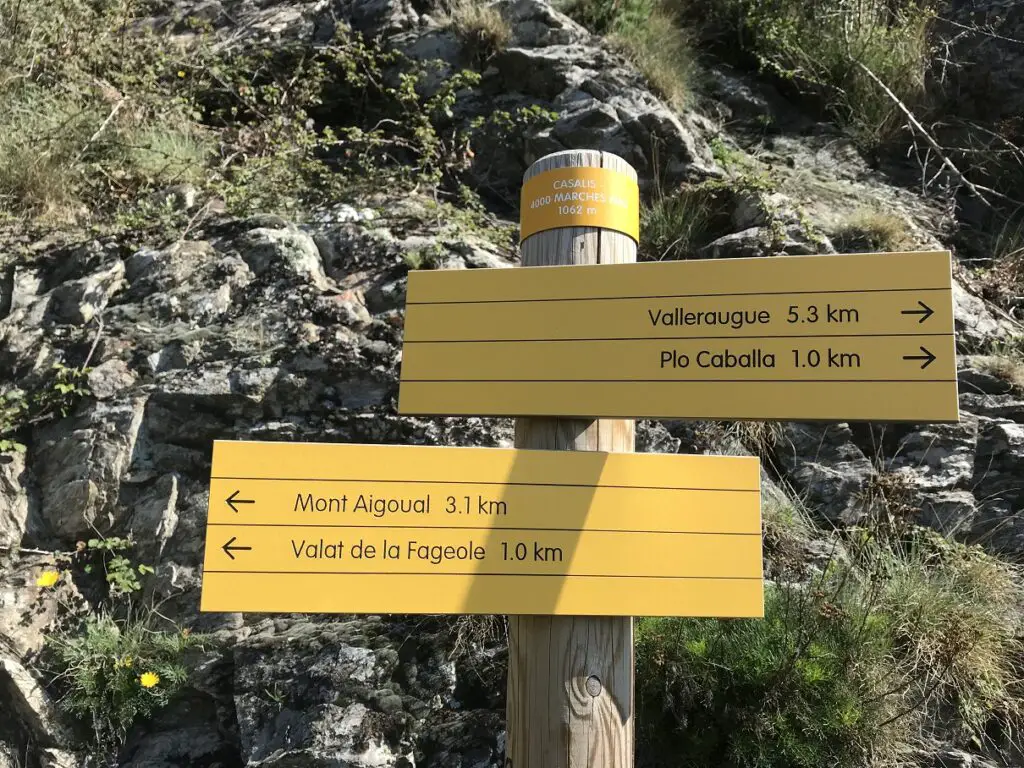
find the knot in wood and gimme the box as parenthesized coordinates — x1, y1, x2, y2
(585, 674, 602, 697)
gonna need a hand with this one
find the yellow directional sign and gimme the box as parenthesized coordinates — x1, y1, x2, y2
(199, 440, 763, 617)
(398, 250, 959, 422)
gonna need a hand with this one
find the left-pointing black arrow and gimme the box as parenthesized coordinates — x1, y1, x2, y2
(226, 490, 255, 513)
(222, 536, 252, 560)
(902, 346, 936, 369)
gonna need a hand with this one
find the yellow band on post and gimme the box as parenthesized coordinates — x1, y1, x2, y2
(519, 166, 640, 243)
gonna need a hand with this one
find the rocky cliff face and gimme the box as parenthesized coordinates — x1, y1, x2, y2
(2, 0, 1024, 765)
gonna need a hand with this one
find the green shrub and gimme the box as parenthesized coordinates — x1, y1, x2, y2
(637, 527, 1024, 767)
(637, 585, 901, 767)
(0, 0, 538, 239)
(607, 8, 693, 111)
(975, 355, 1024, 393)
(48, 613, 204, 750)
(867, 529, 1024, 739)
(0, 363, 91, 455)
(670, 0, 937, 143)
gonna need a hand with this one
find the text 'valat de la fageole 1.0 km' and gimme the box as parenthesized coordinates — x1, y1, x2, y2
(199, 440, 763, 618)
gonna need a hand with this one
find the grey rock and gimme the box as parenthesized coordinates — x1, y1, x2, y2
(0, 453, 28, 548)
(637, 420, 681, 454)
(48, 260, 125, 325)
(969, 417, 1024, 552)
(239, 227, 332, 289)
(888, 418, 978, 491)
(484, 36, 715, 193)
(959, 392, 1024, 422)
(954, 282, 1012, 352)
(698, 228, 771, 260)
(931, 748, 1000, 768)
(959, 362, 1014, 395)
(919, 489, 978, 535)
(10, 265, 45, 313)
(774, 423, 877, 524)
(38, 749, 78, 768)
(87, 358, 138, 400)
(504, 0, 588, 47)
(0, 554, 69, 658)
(128, 473, 180, 558)
(0, 655, 73, 748)
(33, 398, 146, 541)
(315, 295, 373, 329)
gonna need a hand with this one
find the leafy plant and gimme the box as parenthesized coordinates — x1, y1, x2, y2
(558, 0, 693, 110)
(0, 0, 550, 239)
(79, 536, 154, 599)
(48, 613, 204, 751)
(639, 180, 739, 261)
(0, 363, 91, 454)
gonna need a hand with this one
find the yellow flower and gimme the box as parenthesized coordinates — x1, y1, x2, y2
(139, 672, 160, 688)
(177, 70, 186, 78)
(36, 571, 60, 588)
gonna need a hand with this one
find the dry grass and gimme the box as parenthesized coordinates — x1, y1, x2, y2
(608, 7, 694, 112)
(832, 209, 915, 253)
(976, 354, 1024, 392)
(445, 0, 511, 66)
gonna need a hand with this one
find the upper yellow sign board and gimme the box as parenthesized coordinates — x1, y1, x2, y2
(199, 440, 763, 618)
(398, 250, 959, 422)
(519, 166, 640, 242)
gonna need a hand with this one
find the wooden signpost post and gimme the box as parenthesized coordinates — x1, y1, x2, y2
(506, 151, 642, 768)
(199, 147, 961, 768)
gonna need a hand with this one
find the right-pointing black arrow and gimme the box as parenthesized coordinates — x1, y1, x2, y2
(903, 346, 936, 369)
(901, 301, 935, 323)
(222, 536, 252, 560)
(226, 490, 255, 513)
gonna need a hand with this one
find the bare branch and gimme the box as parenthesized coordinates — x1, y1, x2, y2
(857, 61, 1017, 209)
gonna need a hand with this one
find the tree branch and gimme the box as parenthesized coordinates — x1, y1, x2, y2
(856, 61, 1014, 208)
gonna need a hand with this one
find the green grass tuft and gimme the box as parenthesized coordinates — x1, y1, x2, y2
(558, 0, 694, 111)
(639, 181, 734, 261)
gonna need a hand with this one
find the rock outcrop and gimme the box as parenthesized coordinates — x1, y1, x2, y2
(2, 0, 1024, 764)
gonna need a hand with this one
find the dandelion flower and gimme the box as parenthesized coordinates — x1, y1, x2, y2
(36, 571, 60, 588)
(139, 672, 160, 688)
(177, 70, 186, 78)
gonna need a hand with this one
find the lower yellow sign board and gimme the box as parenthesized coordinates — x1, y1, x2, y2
(199, 440, 764, 617)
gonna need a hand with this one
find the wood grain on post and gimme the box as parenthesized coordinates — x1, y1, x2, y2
(507, 150, 637, 768)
